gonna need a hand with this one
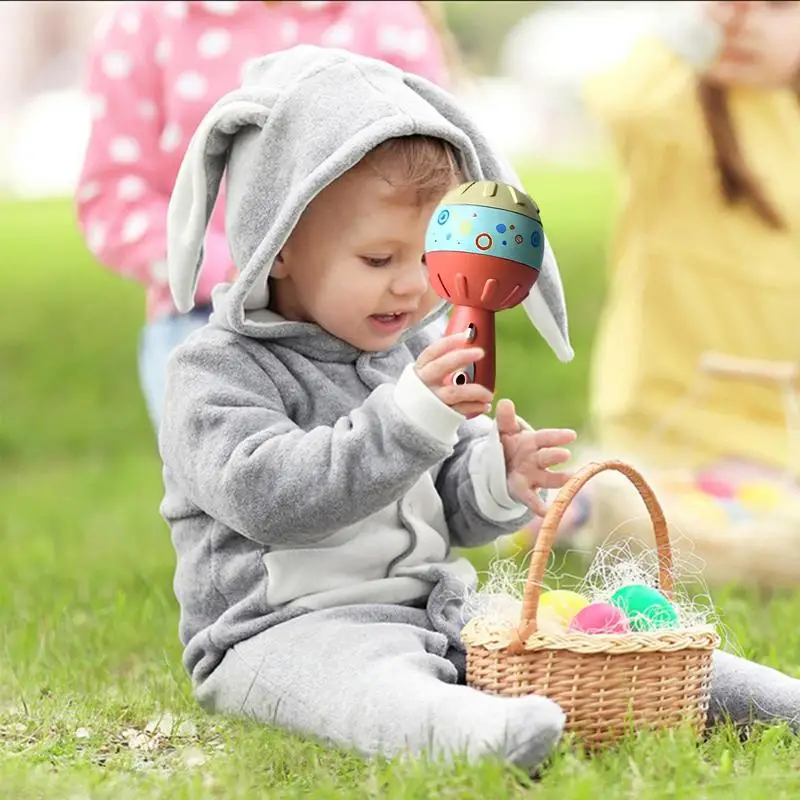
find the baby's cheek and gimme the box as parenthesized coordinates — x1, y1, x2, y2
(421, 285, 441, 315)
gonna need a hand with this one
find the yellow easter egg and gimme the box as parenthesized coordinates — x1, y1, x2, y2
(536, 590, 590, 633)
(493, 528, 532, 558)
(736, 481, 784, 512)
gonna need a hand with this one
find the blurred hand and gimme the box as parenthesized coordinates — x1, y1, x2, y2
(496, 398, 576, 515)
(702, 0, 800, 87)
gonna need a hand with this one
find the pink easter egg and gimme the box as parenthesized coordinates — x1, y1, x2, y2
(696, 473, 736, 500)
(568, 602, 631, 635)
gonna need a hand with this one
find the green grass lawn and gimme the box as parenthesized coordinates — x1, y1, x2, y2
(3, 165, 800, 798)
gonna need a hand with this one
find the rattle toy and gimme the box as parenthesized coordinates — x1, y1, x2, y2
(424, 180, 545, 398)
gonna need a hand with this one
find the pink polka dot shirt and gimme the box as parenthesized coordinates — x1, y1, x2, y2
(75, 0, 450, 323)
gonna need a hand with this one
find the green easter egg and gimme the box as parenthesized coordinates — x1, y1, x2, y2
(610, 584, 679, 632)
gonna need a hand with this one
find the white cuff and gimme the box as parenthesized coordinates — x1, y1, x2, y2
(393, 364, 464, 447)
(468, 417, 530, 523)
(654, 7, 723, 70)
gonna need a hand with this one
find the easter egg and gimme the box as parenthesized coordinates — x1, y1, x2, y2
(736, 481, 783, 513)
(568, 602, 631, 635)
(536, 590, 590, 634)
(609, 584, 679, 632)
(696, 473, 736, 500)
(493, 527, 534, 558)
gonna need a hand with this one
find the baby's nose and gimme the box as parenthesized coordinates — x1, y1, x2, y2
(392, 264, 429, 296)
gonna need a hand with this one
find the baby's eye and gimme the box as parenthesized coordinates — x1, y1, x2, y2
(361, 256, 392, 268)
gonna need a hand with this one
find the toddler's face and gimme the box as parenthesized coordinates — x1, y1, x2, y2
(271, 161, 451, 352)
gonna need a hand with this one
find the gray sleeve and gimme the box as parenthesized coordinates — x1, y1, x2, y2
(159, 340, 458, 547)
(435, 415, 534, 549)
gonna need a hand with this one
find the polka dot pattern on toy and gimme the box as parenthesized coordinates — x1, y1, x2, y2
(425, 203, 544, 270)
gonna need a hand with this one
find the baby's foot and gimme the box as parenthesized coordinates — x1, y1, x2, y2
(710, 650, 800, 732)
(436, 690, 565, 770)
(495, 694, 566, 770)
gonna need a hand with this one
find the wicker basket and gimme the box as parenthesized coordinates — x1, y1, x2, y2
(462, 459, 721, 749)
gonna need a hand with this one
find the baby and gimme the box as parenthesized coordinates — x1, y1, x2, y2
(160, 46, 800, 771)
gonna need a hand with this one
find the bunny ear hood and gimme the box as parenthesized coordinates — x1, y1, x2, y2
(167, 45, 573, 362)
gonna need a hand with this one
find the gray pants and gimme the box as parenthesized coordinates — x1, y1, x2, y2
(196, 604, 800, 769)
(196, 604, 565, 769)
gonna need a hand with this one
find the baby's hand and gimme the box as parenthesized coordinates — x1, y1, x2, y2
(415, 332, 494, 417)
(496, 398, 576, 515)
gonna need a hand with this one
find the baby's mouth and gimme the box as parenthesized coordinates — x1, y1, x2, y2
(369, 312, 410, 332)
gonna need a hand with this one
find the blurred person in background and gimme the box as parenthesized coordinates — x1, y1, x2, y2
(75, 0, 459, 431)
(586, 0, 800, 480)
(522, 1, 800, 578)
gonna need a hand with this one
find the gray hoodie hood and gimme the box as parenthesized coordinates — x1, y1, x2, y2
(167, 45, 573, 362)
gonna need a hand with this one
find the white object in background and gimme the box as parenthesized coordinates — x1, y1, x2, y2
(501, 1, 669, 94)
(6, 89, 91, 199)
(499, 1, 683, 161)
(454, 77, 544, 163)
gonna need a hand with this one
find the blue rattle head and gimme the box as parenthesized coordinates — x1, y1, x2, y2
(425, 181, 545, 272)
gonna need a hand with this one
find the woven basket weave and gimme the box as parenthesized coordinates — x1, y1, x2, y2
(462, 459, 720, 749)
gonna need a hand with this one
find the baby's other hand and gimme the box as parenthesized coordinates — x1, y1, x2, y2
(496, 398, 576, 515)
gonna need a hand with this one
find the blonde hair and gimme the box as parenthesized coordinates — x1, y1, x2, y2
(361, 135, 463, 203)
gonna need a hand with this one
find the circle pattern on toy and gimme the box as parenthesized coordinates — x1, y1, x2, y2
(425, 202, 545, 269)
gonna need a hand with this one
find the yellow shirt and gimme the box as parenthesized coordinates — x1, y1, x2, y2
(584, 40, 800, 476)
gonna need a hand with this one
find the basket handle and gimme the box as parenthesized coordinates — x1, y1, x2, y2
(511, 459, 674, 650)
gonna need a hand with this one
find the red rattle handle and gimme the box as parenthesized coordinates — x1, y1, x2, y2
(445, 305, 496, 396)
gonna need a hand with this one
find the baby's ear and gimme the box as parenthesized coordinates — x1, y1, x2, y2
(167, 91, 277, 313)
(270, 251, 288, 279)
